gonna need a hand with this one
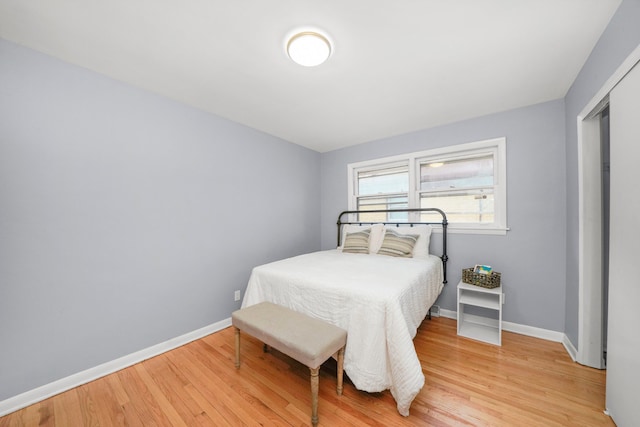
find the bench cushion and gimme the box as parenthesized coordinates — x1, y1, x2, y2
(232, 302, 347, 369)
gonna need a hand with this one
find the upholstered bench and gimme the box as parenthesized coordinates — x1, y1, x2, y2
(231, 302, 347, 427)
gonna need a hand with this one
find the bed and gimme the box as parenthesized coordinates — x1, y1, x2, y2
(242, 208, 448, 416)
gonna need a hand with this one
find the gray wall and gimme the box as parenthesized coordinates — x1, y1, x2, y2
(320, 99, 567, 331)
(0, 39, 320, 401)
(563, 0, 640, 347)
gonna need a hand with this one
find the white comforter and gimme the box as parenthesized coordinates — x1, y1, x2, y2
(242, 249, 444, 416)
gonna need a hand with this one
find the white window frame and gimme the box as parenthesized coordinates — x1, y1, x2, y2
(347, 137, 508, 235)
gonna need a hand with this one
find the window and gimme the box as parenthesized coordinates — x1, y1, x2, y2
(348, 138, 507, 234)
(355, 164, 409, 222)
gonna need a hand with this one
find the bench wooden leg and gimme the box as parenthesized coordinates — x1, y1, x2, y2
(234, 327, 240, 368)
(310, 367, 319, 427)
(336, 347, 345, 396)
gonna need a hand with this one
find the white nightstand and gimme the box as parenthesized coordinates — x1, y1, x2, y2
(457, 280, 504, 346)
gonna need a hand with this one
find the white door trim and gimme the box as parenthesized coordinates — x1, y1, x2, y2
(576, 43, 640, 368)
(577, 113, 604, 368)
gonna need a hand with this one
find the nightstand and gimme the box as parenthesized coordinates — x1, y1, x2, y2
(457, 280, 503, 346)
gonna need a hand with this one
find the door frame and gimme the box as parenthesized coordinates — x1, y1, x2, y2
(576, 44, 640, 368)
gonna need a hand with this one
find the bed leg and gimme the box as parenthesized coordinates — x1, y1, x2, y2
(428, 308, 432, 320)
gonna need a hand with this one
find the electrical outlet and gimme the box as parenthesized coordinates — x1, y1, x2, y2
(234, 290, 241, 301)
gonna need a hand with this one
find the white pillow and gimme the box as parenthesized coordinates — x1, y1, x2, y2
(339, 223, 385, 254)
(385, 225, 432, 259)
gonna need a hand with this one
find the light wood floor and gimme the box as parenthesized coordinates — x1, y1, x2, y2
(0, 317, 614, 426)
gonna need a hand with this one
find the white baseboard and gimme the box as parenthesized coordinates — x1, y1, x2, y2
(0, 318, 232, 417)
(439, 308, 567, 344)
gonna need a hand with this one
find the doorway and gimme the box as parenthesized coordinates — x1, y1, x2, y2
(577, 103, 607, 370)
(576, 44, 640, 370)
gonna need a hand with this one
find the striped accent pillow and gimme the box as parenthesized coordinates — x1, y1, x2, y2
(342, 229, 371, 254)
(377, 228, 419, 258)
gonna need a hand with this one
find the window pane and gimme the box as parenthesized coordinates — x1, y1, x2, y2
(420, 155, 493, 191)
(358, 165, 408, 196)
(420, 191, 494, 223)
(357, 195, 408, 222)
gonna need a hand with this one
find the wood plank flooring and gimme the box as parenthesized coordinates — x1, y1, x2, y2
(0, 317, 614, 426)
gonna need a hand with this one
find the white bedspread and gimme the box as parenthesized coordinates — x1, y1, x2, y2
(242, 249, 444, 416)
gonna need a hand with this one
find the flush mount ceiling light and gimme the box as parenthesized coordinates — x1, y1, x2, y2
(287, 31, 332, 67)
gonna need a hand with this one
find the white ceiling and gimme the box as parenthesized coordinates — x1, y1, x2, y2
(0, 0, 622, 152)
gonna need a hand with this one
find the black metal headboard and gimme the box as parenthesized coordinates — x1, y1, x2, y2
(337, 208, 448, 284)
